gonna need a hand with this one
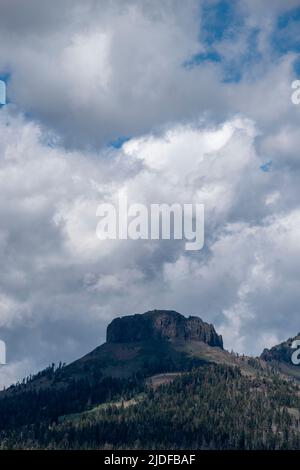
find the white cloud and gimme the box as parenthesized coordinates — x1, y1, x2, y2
(1, 0, 299, 150)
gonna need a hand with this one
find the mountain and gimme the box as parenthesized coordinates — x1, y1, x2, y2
(0, 310, 229, 409)
(0, 310, 300, 450)
(0, 311, 222, 396)
(0, 309, 254, 435)
(11, 309, 225, 389)
(260, 333, 300, 380)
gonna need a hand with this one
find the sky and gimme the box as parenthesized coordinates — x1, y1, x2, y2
(0, 0, 300, 387)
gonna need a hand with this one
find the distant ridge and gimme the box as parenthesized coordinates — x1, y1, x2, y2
(261, 333, 300, 363)
(260, 333, 300, 381)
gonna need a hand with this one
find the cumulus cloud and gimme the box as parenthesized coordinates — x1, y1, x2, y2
(0, 0, 298, 149)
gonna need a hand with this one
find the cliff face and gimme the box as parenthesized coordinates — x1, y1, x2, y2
(106, 310, 223, 349)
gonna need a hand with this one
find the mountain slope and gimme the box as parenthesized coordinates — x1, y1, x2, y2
(261, 334, 300, 381)
(2, 363, 300, 450)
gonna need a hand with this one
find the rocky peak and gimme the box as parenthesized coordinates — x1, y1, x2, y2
(106, 310, 223, 348)
(261, 333, 300, 364)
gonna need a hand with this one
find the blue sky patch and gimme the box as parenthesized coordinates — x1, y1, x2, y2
(272, 7, 300, 54)
(260, 161, 272, 173)
(294, 57, 300, 76)
(184, 1, 300, 85)
(201, 0, 242, 45)
(109, 136, 131, 149)
(183, 51, 221, 69)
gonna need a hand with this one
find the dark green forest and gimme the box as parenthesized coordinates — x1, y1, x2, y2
(1, 363, 300, 450)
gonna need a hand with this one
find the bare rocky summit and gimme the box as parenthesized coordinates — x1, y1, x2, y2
(106, 309, 223, 348)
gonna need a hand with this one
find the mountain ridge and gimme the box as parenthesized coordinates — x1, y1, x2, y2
(260, 333, 300, 380)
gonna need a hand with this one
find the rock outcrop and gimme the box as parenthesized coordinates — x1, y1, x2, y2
(106, 309, 223, 348)
(261, 333, 300, 364)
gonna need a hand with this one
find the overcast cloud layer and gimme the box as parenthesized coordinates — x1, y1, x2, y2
(0, 0, 300, 387)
